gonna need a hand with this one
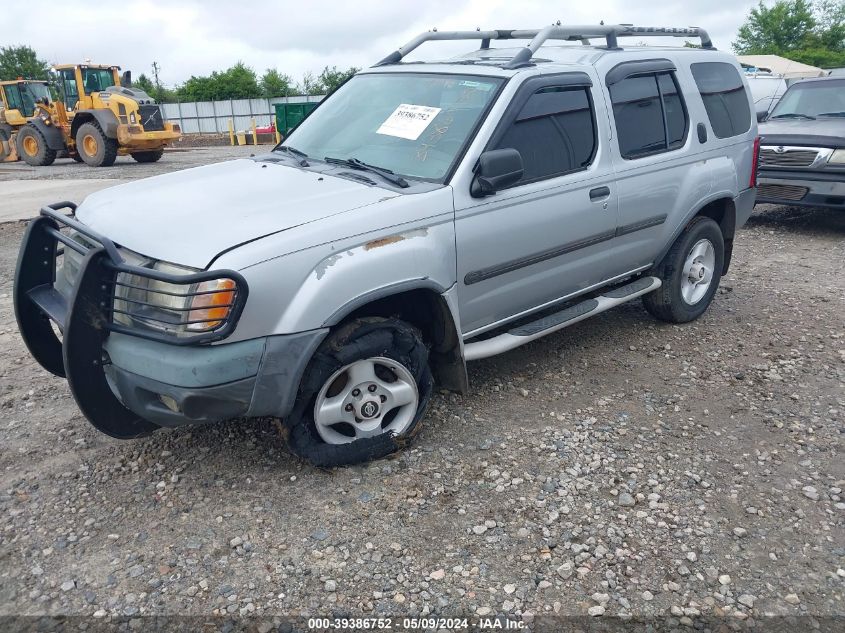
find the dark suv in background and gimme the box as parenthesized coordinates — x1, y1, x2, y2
(757, 77, 845, 210)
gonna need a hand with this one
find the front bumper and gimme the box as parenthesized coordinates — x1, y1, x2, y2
(116, 123, 181, 148)
(14, 203, 325, 437)
(102, 330, 326, 428)
(756, 169, 845, 210)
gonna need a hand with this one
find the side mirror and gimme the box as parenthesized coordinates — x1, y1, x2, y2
(471, 148, 524, 197)
(756, 110, 767, 123)
(121, 71, 132, 88)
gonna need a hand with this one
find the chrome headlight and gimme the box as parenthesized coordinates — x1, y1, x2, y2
(113, 259, 240, 338)
(828, 149, 845, 165)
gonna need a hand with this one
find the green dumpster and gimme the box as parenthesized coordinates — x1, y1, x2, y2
(274, 102, 319, 136)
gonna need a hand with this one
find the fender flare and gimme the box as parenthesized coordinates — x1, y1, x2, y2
(322, 278, 450, 327)
(653, 193, 737, 271)
(28, 119, 66, 151)
(72, 109, 120, 139)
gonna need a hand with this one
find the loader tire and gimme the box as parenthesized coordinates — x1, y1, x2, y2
(76, 122, 117, 167)
(131, 149, 164, 163)
(16, 125, 57, 166)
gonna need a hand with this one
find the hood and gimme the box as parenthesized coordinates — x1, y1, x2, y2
(759, 117, 845, 148)
(76, 159, 399, 269)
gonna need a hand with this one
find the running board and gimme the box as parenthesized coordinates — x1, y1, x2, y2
(463, 276, 661, 361)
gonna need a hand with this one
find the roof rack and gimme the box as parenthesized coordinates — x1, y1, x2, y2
(374, 24, 714, 69)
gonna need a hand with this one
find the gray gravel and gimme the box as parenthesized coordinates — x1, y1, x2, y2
(0, 202, 843, 627)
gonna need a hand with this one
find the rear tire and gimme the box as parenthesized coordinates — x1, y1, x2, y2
(643, 216, 724, 323)
(286, 317, 433, 468)
(75, 122, 118, 167)
(16, 125, 57, 166)
(131, 149, 164, 163)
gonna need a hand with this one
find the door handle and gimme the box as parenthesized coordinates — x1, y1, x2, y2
(589, 186, 610, 201)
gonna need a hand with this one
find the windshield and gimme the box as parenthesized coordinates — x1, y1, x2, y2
(20, 83, 50, 114)
(770, 79, 845, 118)
(282, 73, 504, 182)
(81, 68, 116, 94)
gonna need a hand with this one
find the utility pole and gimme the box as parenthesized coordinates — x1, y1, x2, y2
(152, 61, 162, 91)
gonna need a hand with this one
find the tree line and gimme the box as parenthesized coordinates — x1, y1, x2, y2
(0, 45, 357, 102)
(733, 0, 845, 68)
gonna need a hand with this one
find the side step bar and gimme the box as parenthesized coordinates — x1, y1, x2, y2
(464, 276, 661, 361)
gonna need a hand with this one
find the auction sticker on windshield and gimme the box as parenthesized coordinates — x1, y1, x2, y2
(377, 104, 442, 140)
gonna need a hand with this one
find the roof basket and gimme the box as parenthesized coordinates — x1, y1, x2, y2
(374, 24, 714, 69)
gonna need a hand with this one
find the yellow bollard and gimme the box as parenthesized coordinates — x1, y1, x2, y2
(274, 115, 281, 144)
(251, 118, 258, 146)
(228, 119, 235, 146)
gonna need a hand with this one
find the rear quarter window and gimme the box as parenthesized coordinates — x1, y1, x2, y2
(691, 62, 752, 139)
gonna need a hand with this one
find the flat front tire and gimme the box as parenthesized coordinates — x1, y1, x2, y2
(286, 317, 433, 468)
(643, 216, 724, 323)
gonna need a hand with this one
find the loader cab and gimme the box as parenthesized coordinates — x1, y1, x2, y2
(0, 80, 51, 125)
(53, 65, 120, 110)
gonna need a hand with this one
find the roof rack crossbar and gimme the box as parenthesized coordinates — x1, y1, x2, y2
(374, 24, 713, 69)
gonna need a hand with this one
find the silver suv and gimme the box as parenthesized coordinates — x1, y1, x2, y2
(15, 24, 758, 466)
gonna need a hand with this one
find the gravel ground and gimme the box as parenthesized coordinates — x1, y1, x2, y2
(0, 203, 843, 631)
(0, 145, 258, 182)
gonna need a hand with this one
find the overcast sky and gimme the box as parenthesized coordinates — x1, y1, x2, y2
(0, 0, 759, 87)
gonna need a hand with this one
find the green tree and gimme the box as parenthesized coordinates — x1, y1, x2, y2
(317, 65, 359, 94)
(733, 0, 816, 54)
(176, 62, 261, 101)
(733, 0, 845, 66)
(135, 73, 156, 94)
(298, 71, 322, 96)
(0, 45, 50, 81)
(260, 68, 294, 97)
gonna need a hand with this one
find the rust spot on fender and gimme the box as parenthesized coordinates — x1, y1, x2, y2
(364, 228, 429, 251)
(365, 235, 405, 250)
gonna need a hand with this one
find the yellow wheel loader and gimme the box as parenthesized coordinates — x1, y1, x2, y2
(17, 64, 181, 167)
(0, 79, 51, 162)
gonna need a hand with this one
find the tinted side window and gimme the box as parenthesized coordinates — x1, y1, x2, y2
(5, 85, 23, 111)
(691, 62, 751, 138)
(494, 86, 596, 184)
(609, 72, 688, 159)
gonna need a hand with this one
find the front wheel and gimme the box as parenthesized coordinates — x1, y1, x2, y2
(16, 125, 57, 166)
(643, 216, 724, 323)
(76, 122, 118, 167)
(131, 149, 164, 163)
(286, 317, 433, 468)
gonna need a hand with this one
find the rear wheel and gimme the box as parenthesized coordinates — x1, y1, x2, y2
(75, 122, 117, 167)
(16, 125, 57, 166)
(286, 317, 433, 468)
(131, 149, 164, 163)
(643, 216, 724, 323)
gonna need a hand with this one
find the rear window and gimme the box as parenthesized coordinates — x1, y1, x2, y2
(691, 62, 752, 138)
(609, 72, 688, 159)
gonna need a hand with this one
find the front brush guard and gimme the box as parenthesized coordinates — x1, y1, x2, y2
(14, 205, 158, 438)
(15, 203, 249, 439)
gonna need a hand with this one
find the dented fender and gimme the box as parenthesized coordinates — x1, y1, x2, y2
(278, 220, 457, 333)
(215, 187, 461, 343)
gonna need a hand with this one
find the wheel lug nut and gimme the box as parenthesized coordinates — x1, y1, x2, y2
(380, 395, 387, 403)
(351, 389, 360, 397)
(368, 384, 377, 392)
(345, 404, 353, 412)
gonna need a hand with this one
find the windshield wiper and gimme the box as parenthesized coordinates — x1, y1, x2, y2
(770, 113, 816, 120)
(817, 111, 845, 117)
(274, 145, 309, 166)
(324, 157, 409, 188)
